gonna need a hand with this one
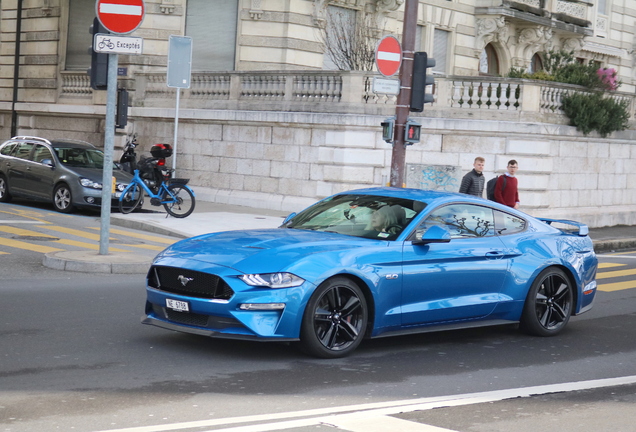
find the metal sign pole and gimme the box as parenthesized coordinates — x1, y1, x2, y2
(172, 88, 180, 176)
(99, 53, 119, 255)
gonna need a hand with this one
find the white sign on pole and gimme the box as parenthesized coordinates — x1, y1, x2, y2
(94, 34, 143, 54)
(372, 77, 400, 95)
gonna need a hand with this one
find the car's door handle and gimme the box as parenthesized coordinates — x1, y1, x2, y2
(485, 251, 504, 260)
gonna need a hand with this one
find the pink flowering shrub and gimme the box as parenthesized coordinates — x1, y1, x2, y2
(597, 68, 619, 91)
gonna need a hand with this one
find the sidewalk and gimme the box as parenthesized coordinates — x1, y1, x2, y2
(42, 198, 636, 273)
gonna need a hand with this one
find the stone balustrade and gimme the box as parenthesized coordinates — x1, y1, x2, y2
(60, 70, 635, 124)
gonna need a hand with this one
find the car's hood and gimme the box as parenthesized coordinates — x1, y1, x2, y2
(157, 228, 380, 273)
(66, 166, 133, 183)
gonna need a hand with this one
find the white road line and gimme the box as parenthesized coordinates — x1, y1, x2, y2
(95, 375, 636, 432)
(597, 254, 636, 259)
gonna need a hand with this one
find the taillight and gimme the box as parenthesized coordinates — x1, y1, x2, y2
(157, 159, 166, 166)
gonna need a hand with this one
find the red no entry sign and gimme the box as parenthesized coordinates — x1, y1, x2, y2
(96, 0, 145, 34)
(375, 36, 402, 77)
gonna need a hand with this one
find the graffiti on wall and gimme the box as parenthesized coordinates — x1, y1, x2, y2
(406, 164, 462, 192)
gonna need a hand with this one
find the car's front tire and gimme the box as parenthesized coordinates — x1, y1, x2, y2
(300, 277, 368, 359)
(0, 174, 12, 203)
(520, 267, 574, 337)
(53, 183, 74, 213)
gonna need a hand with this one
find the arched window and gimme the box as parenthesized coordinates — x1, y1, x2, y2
(529, 53, 543, 73)
(479, 44, 499, 75)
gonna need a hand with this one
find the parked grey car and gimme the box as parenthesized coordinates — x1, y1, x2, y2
(0, 136, 133, 213)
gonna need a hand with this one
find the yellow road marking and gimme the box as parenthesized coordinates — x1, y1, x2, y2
(0, 226, 129, 253)
(119, 243, 165, 251)
(87, 227, 176, 244)
(598, 280, 636, 292)
(54, 238, 130, 253)
(596, 268, 636, 280)
(0, 251, 10, 255)
(598, 263, 626, 269)
(0, 237, 64, 253)
(37, 225, 102, 241)
(0, 208, 51, 223)
(0, 226, 57, 238)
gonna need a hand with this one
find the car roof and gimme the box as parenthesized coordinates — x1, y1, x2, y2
(335, 187, 478, 203)
(4, 136, 97, 149)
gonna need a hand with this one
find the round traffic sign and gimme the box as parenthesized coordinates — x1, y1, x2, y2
(375, 36, 402, 77)
(96, 0, 145, 35)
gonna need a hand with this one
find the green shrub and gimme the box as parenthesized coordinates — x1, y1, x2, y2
(507, 49, 630, 137)
(561, 92, 630, 137)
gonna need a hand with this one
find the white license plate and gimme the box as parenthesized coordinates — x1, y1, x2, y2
(166, 299, 189, 312)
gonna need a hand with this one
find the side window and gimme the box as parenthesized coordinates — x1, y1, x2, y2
(494, 210, 526, 235)
(0, 142, 18, 156)
(419, 204, 495, 238)
(32, 145, 54, 163)
(13, 143, 35, 160)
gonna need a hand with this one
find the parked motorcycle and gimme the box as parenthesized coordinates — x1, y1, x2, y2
(118, 134, 174, 195)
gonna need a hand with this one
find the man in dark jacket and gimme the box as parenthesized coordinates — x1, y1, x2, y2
(459, 157, 485, 197)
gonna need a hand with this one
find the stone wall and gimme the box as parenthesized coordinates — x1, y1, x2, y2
(123, 107, 636, 228)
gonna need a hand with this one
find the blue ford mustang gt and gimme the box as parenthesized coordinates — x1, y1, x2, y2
(142, 187, 598, 358)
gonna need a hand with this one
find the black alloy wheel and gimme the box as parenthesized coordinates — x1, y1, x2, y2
(0, 175, 11, 202)
(53, 184, 74, 213)
(300, 277, 368, 358)
(520, 267, 574, 337)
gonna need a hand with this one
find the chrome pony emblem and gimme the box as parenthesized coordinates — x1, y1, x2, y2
(178, 275, 193, 287)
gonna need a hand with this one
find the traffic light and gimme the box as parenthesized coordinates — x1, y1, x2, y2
(381, 117, 395, 143)
(410, 52, 435, 112)
(88, 17, 109, 90)
(116, 89, 129, 128)
(405, 119, 421, 144)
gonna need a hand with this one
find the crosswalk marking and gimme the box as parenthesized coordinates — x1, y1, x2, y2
(37, 225, 103, 241)
(598, 262, 625, 269)
(597, 280, 636, 292)
(119, 243, 166, 251)
(0, 226, 131, 253)
(0, 237, 64, 253)
(87, 226, 176, 244)
(596, 268, 636, 279)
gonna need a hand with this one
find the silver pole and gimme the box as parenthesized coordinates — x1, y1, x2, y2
(99, 53, 119, 255)
(172, 88, 180, 177)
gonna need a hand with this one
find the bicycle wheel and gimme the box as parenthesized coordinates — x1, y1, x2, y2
(119, 183, 143, 214)
(163, 183, 195, 218)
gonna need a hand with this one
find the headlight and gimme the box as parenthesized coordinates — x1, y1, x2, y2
(80, 178, 102, 189)
(239, 272, 305, 289)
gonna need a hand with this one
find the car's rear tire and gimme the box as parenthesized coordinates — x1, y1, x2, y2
(53, 183, 74, 213)
(520, 267, 573, 337)
(299, 277, 368, 359)
(0, 175, 12, 203)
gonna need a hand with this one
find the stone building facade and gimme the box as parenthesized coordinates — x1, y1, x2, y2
(0, 0, 635, 227)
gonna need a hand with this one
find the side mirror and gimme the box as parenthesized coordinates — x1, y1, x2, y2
(41, 159, 55, 168)
(412, 225, 451, 245)
(282, 212, 297, 226)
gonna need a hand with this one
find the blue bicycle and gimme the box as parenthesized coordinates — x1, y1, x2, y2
(119, 167, 195, 218)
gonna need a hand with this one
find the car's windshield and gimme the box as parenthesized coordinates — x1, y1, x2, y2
(282, 194, 426, 240)
(54, 147, 105, 169)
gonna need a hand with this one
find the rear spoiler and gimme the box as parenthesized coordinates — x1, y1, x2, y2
(538, 218, 589, 236)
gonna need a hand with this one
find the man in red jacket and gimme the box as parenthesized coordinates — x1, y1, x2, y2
(495, 160, 520, 209)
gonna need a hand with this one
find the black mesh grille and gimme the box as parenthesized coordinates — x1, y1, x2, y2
(152, 304, 244, 330)
(148, 266, 234, 300)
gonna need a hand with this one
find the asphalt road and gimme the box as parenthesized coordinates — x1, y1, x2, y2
(1, 202, 635, 432)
